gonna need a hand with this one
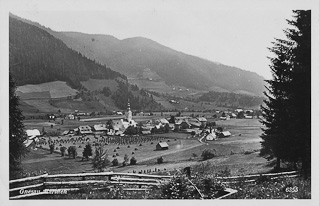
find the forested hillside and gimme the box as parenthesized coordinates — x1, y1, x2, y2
(9, 17, 126, 89)
(198, 91, 264, 108)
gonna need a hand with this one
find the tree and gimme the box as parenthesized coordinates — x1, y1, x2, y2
(112, 158, 119, 166)
(60, 146, 66, 157)
(260, 10, 311, 176)
(123, 154, 129, 166)
(201, 149, 216, 160)
(49, 143, 55, 154)
(92, 145, 110, 172)
(68, 146, 77, 159)
(130, 157, 137, 165)
(9, 73, 27, 179)
(82, 143, 93, 161)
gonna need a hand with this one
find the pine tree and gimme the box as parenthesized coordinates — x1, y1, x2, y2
(9, 73, 27, 179)
(286, 10, 311, 177)
(260, 10, 311, 175)
(82, 143, 93, 161)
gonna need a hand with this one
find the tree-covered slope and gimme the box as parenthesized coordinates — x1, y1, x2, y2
(9, 16, 126, 89)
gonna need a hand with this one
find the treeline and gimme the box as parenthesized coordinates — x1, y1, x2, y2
(198, 91, 264, 108)
(9, 17, 126, 89)
(111, 79, 163, 111)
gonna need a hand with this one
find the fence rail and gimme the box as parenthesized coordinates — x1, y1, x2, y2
(9, 170, 300, 199)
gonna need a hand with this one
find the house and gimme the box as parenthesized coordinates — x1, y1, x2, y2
(78, 125, 92, 134)
(219, 131, 231, 138)
(141, 130, 151, 135)
(26, 129, 40, 138)
(93, 124, 107, 132)
(197, 117, 207, 124)
(62, 130, 69, 136)
(206, 133, 217, 141)
(67, 114, 75, 120)
(156, 142, 169, 150)
(24, 129, 40, 149)
(175, 119, 191, 130)
(235, 109, 243, 113)
(188, 118, 202, 128)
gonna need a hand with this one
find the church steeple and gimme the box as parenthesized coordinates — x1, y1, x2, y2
(127, 101, 132, 121)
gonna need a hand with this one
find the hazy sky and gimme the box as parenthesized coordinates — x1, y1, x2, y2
(5, 0, 316, 79)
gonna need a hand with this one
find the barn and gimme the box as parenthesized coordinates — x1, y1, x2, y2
(156, 142, 169, 150)
(219, 131, 231, 138)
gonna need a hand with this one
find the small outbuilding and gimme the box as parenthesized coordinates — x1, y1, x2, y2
(156, 142, 169, 150)
(219, 131, 231, 138)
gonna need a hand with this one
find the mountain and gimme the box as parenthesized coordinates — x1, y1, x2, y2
(57, 33, 266, 96)
(9, 15, 162, 112)
(9, 13, 265, 96)
(9, 16, 126, 89)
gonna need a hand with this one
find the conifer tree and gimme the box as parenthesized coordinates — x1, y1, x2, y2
(9, 73, 27, 179)
(260, 10, 311, 176)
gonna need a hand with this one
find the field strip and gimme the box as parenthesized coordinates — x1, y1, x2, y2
(138, 142, 203, 163)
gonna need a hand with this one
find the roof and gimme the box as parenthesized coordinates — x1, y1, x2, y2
(26, 129, 40, 138)
(157, 142, 169, 148)
(206, 133, 217, 140)
(159, 118, 169, 124)
(62, 131, 69, 135)
(221, 131, 231, 136)
(197, 117, 207, 122)
(93, 124, 107, 131)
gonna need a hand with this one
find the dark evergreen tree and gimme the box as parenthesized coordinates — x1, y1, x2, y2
(260, 10, 311, 176)
(82, 143, 93, 161)
(9, 73, 27, 179)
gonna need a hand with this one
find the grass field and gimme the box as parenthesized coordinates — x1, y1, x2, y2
(21, 119, 268, 176)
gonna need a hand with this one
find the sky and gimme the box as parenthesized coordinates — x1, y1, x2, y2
(2, 0, 318, 79)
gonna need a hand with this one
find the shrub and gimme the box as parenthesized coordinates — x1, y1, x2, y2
(157, 157, 164, 164)
(67, 146, 77, 159)
(156, 174, 225, 199)
(112, 158, 119, 166)
(60, 146, 66, 156)
(130, 157, 137, 165)
(82, 143, 93, 161)
(49, 143, 55, 154)
(191, 131, 196, 136)
(201, 149, 216, 160)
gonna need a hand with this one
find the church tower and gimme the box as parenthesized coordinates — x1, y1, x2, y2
(127, 102, 132, 122)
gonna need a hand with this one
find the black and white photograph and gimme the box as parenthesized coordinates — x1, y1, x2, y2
(1, 0, 319, 204)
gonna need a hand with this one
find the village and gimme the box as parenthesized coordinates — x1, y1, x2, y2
(20, 100, 264, 176)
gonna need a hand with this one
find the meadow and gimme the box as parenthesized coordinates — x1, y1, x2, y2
(22, 118, 269, 176)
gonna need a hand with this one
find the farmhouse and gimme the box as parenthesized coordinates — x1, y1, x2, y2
(219, 131, 232, 138)
(197, 117, 207, 124)
(78, 125, 92, 135)
(26, 129, 41, 138)
(156, 142, 169, 150)
(206, 133, 217, 141)
(93, 124, 107, 132)
(24, 129, 41, 149)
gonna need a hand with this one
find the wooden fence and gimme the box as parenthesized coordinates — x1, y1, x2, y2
(9, 170, 300, 199)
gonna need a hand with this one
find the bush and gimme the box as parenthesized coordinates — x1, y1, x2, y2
(67, 146, 77, 158)
(60, 146, 66, 156)
(112, 158, 119, 166)
(191, 131, 196, 136)
(130, 157, 137, 165)
(156, 174, 225, 199)
(49, 143, 55, 154)
(157, 157, 163, 164)
(201, 149, 216, 160)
